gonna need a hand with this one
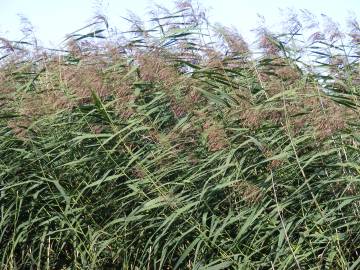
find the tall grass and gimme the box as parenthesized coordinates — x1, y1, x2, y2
(0, 2, 360, 269)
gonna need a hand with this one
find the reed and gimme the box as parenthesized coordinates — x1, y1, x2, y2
(0, 2, 359, 269)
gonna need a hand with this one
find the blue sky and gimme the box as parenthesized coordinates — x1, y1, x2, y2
(1, 0, 359, 47)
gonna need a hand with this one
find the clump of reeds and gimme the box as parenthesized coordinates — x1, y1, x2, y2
(0, 1, 359, 269)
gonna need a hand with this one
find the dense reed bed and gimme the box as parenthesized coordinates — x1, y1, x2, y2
(1, 2, 360, 269)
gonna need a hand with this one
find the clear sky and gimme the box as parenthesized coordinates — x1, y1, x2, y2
(0, 0, 359, 47)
